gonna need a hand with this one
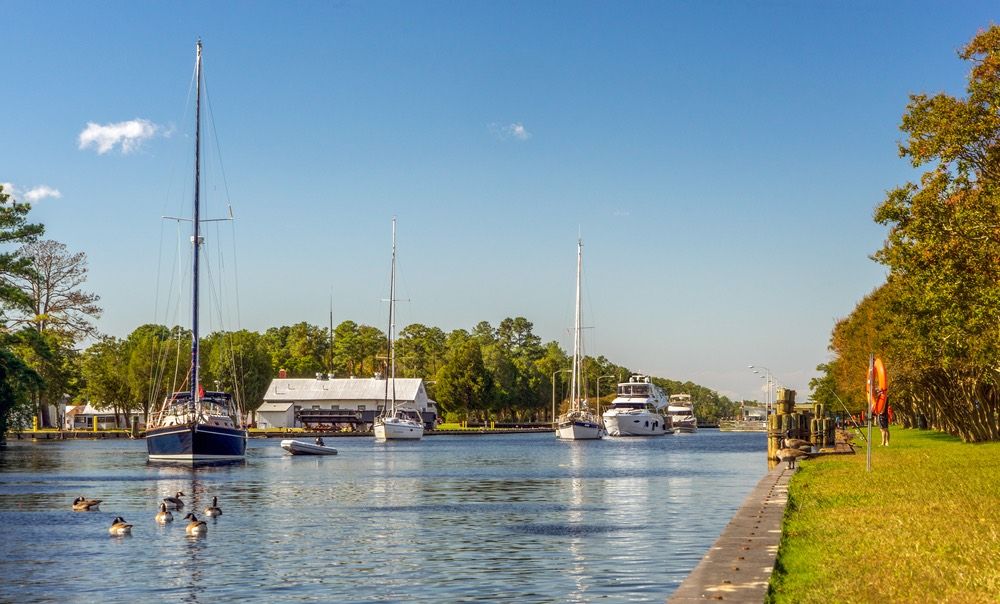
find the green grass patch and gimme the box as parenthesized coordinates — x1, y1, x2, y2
(768, 429, 1000, 603)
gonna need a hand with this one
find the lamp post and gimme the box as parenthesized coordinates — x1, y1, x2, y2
(595, 374, 615, 415)
(748, 364, 774, 416)
(551, 368, 571, 427)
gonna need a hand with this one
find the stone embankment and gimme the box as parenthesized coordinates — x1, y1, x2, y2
(669, 464, 792, 603)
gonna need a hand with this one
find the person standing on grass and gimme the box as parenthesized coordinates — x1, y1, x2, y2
(876, 388, 890, 446)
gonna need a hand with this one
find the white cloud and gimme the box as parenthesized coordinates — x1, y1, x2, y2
(78, 118, 160, 154)
(1, 183, 63, 203)
(509, 122, 530, 140)
(488, 121, 532, 141)
(24, 185, 62, 202)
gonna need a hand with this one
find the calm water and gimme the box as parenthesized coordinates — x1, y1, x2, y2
(0, 431, 766, 603)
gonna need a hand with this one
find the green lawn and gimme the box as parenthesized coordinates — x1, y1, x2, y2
(768, 429, 1000, 603)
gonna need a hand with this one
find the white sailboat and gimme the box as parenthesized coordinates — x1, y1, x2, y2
(556, 239, 603, 440)
(373, 218, 424, 441)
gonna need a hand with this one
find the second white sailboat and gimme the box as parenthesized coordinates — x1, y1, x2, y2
(373, 218, 424, 441)
(556, 239, 603, 440)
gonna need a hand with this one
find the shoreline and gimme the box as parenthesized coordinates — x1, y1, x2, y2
(669, 464, 791, 602)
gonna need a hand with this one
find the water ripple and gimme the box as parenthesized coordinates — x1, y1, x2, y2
(0, 431, 767, 603)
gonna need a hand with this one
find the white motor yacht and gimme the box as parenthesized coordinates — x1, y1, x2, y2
(668, 394, 698, 433)
(602, 375, 672, 436)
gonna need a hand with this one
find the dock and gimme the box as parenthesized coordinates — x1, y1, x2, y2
(4, 427, 554, 441)
(668, 464, 792, 603)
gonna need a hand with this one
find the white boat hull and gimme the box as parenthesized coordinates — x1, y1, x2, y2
(603, 410, 671, 436)
(672, 418, 698, 433)
(556, 418, 603, 440)
(280, 439, 338, 455)
(374, 418, 424, 440)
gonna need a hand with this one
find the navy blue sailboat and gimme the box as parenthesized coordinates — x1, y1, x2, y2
(146, 41, 247, 462)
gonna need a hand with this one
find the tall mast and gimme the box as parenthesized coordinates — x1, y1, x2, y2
(389, 217, 397, 411)
(190, 39, 203, 403)
(571, 239, 583, 411)
(328, 295, 334, 373)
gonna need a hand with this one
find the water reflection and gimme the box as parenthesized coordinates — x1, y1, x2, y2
(0, 432, 768, 603)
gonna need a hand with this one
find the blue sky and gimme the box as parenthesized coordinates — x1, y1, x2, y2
(3, 1, 997, 401)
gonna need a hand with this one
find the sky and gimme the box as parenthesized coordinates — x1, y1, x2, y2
(3, 1, 998, 402)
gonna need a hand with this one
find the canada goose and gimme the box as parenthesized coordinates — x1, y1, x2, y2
(163, 491, 185, 510)
(777, 438, 814, 469)
(183, 513, 208, 536)
(155, 502, 173, 524)
(784, 437, 812, 450)
(108, 516, 133, 536)
(203, 496, 222, 518)
(72, 496, 102, 511)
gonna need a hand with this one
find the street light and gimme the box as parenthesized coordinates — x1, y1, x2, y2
(748, 364, 774, 416)
(595, 374, 615, 415)
(551, 368, 572, 427)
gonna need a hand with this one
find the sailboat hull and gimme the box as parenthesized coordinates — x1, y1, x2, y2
(556, 420, 603, 440)
(146, 423, 247, 461)
(373, 418, 424, 440)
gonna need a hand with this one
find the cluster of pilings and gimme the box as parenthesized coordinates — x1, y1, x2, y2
(766, 388, 836, 460)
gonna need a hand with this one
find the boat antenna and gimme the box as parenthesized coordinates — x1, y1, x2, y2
(190, 38, 203, 406)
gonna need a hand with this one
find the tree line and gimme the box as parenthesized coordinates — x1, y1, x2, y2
(811, 26, 1000, 442)
(0, 183, 737, 434)
(70, 317, 740, 426)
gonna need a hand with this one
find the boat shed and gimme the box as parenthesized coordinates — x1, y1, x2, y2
(256, 402, 295, 429)
(63, 403, 145, 430)
(258, 376, 437, 429)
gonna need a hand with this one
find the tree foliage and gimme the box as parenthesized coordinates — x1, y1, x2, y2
(0, 184, 45, 438)
(822, 26, 1000, 441)
(5, 239, 102, 337)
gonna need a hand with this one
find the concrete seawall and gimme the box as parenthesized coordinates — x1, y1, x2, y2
(669, 464, 792, 603)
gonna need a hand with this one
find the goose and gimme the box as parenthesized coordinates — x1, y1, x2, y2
(784, 437, 812, 450)
(155, 502, 173, 524)
(108, 516, 133, 536)
(203, 496, 222, 518)
(777, 438, 813, 469)
(72, 496, 102, 511)
(163, 491, 185, 510)
(183, 513, 208, 536)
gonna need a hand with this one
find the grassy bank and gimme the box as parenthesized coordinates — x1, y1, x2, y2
(768, 429, 1000, 603)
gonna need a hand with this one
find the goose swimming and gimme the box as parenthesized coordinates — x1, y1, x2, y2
(72, 496, 102, 511)
(155, 502, 173, 524)
(163, 491, 185, 510)
(108, 516, 133, 536)
(203, 496, 222, 518)
(183, 513, 208, 536)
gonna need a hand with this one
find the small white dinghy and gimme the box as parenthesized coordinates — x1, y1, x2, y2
(280, 439, 338, 455)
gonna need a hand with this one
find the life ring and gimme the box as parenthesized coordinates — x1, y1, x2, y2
(867, 357, 888, 414)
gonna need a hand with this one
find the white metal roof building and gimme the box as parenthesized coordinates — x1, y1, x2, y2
(258, 376, 437, 429)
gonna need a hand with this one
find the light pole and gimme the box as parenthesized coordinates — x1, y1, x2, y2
(748, 364, 775, 416)
(551, 368, 571, 426)
(595, 374, 615, 415)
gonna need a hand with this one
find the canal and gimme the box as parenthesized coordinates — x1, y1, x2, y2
(0, 430, 766, 603)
